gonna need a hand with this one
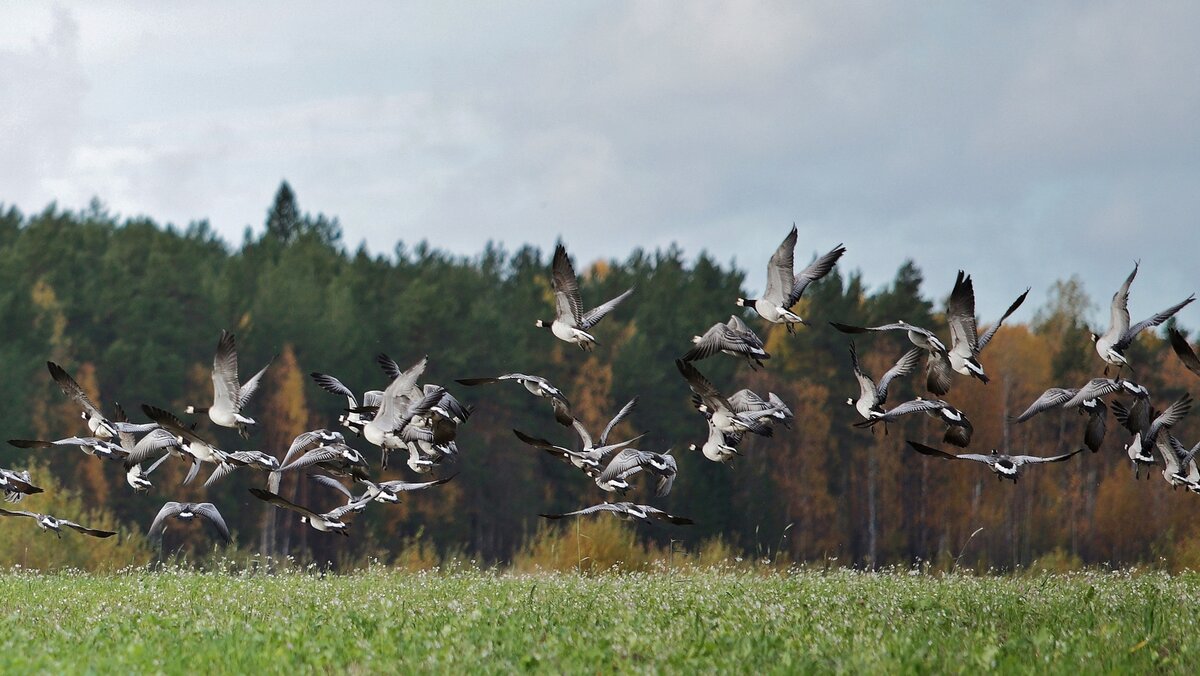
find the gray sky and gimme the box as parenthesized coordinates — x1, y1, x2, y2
(2, 2, 1198, 327)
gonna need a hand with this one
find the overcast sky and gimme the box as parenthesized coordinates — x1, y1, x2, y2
(2, 2, 1198, 326)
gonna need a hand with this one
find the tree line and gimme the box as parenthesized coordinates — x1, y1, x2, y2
(0, 182, 1196, 569)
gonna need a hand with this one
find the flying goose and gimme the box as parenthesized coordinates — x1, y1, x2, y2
(930, 271, 1029, 388)
(539, 501, 693, 525)
(830, 320, 952, 394)
(1012, 378, 1146, 453)
(204, 450, 281, 487)
(148, 502, 231, 543)
(46, 361, 119, 439)
(456, 373, 573, 426)
(737, 226, 845, 333)
(726, 390, 793, 429)
(1116, 393, 1192, 479)
(536, 243, 634, 350)
(1168, 328, 1200, 378)
(688, 421, 743, 463)
(360, 356, 434, 456)
(905, 441, 1082, 482)
(0, 509, 115, 538)
(124, 451, 173, 492)
(8, 436, 129, 462)
(1155, 435, 1200, 490)
(845, 342, 922, 423)
(310, 372, 384, 436)
(681, 315, 770, 369)
(1092, 263, 1195, 374)
(597, 448, 677, 497)
(141, 405, 244, 484)
(854, 398, 974, 447)
(513, 394, 644, 472)
(0, 469, 43, 503)
(677, 360, 774, 438)
(511, 428, 646, 477)
(277, 442, 371, 482)
(310, 472, 456, 505)
(249, 488, 362, 535)
(186, 330, 272, 438)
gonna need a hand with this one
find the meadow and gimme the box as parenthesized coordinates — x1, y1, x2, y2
(1, 566, 1198, 673)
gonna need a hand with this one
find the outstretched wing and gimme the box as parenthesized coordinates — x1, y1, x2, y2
(1012, 387, 1076, 423)
(1168, 328, 1200, 377)
(580, 286, 634, 330)
(1119, 295, 1196, 349)
(47, 361, 104, 419)
(764, 226, 798, 306)
(148, 502, 183, 540)
(600, 396, 639, 446)
(211, 330, 241, 414)
(977, 287, 1030, 351)
(876, 348, 922, 403)
(786, 243, 846, 308)
(551, 243, 584, 326)
(539, 503, 625, 519)
(195, 503, 231, 542)
(310, 372, 360, 408)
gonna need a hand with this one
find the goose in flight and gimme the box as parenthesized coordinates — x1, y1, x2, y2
(8, 436, 129, 462)
(204, 450, 281, 488)
(536, 243, 634, 350)
(141, 405, 245, 484)
(124, 452, 173, 492)
(539, 501, 693, 525)
(682, 315, 770, 369)
(1093, 263, 1195, 374)
(512, 397, 644, 474)
(830, 320, 951, 395)
(726, 390, 793, 429)
(0, 509, 115, 538)
(186, 330, 272, 438)
(689, 421, 743, 463)
(1155, 435, 1200, 491)
(310, 473, 456, 506)
(310, 372, 384, 436)
(928, 271, 1028, 389)
(0, 469, 43, 503)
(1115, 393, 1192, 479)
(456, 373, 573, 426)
(844, 342, 922, 423)
(596, 448, 677, 497)
(277, 442, 371, 483)
(1168, 328, 1200, 378)
(46, 361, 119, 439)
(677, 360, 774, 438)
(148, 502, 231, 543)
(249, 488, 363, 535)
(855, 398, 973, 447)
(737, 226, 845, 334)
(1012, 378, 1146, 453)
(905, 441, 1082, 482)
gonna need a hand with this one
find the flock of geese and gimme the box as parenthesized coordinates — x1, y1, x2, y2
(1, 228, 1198, 549)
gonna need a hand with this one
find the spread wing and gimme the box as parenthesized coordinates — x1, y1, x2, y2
(249, 488, 323, 520)
(59, 519, 117, 538)
(1012, 388, 1077, 423)
(1106, 263, 1137, 341)
(309, 474, 355, 499)
(787, 243, 846, 308)
(140, 405, 209, 446)
(1120, 295, 1196, 349)
(925, 351, 954, 396)
(600, 396, 639, 446)
(378, 474, 456, 493)
(639, 505, 694, 525)
(676, 360, 731, 414)
(580, 287, 634, 330)
(311, 372, 360, 408)
(764, 226, 798, 306)
(539, 503, 626, 519)
(47, 361, 104, 419)
(238, 359, 272, 409)
(905, 441, 959, 460)
(597, 449, 651, 484)
(211, 330, 241, 413)
(1168, 328, 1200, 377)
(1012, 449, 1083, 465)
(977, 287, 1030, 351)
(876, 348, 922, 403)
(1083, 401, 1108, 452)
(147, 502, 184, 540)
(551, 243, 584, 326)
(946, 271, 979, 356)
(194, 503, 231, 542)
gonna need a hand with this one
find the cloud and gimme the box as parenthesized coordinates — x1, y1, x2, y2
(0, 2, 1197, 329)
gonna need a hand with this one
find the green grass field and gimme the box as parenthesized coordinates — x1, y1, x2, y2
(1, 567, 1198, 673)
